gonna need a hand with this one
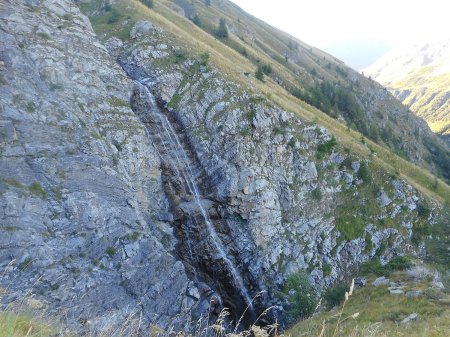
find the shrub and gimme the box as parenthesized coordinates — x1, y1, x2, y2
(360, 256, 412, 276)
(412, 221, 432, 245)
(323, 283, 348, 308)
(106, 247, 117, 258)
(172, 50, 187, 64)
(317, 136, 337, 159)
(255, 65, 264, 81)
(139, 0, 154, 8)
(192, 14, 203, 27)
(311, 187, 323, 201)
(360, 259, 386, 276)
(214, 18, 228, 39)
(282, 271, 318, 323)
(199, 52, 210, 66)
(335, 215, 365, 240)
(417, 202, 431, 219)
(261, 63, 272, 75)
(357, 162, 370, 183)
(107, 8, 121, 24)
(322, 263, 331, 276)
(386, 255, 413, 271)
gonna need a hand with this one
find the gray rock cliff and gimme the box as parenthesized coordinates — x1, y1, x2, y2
(0, 0, 196, 331)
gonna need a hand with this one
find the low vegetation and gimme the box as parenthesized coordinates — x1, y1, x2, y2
(288, 271, 449, 337)
(0, 313, 53, 337)
(360, 256, 413, 277)
(281, 271, 319, 324)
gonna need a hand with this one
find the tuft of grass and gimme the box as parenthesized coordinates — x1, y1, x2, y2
(108, 97, 129, 108)
(29, 182, 47, 199)
(106, 247, 117, 258)
(335, 215, 365, 241)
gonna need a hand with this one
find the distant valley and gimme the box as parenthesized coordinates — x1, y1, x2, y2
(364, 38, 450, 144)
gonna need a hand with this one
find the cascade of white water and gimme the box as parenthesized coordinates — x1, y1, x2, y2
(136, 80, 253, 310)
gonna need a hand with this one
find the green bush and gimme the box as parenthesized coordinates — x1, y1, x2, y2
(192, 14, 203, 27)
(357, 162, 370, 183)
(311, 187, 323, 201)
(323, 283, 348, 308)
(316, 136, 337, 159)
(261, 63, 272, 75)
(172, 50, 187, 64)
(322, 263, 331, 276)
(199, 52, 210, 66)
(107, 8, 121, 24)
(417, 202, 431, 219)
(255, 65, 264, 81)
(386, 256, 413, 271)
(335, 214, 365, 240)
(360, 259, 386, 276)
(139, 0, 154, 8)
(412, 221, 432, 244)
(214, 18, 228, 39)
(360, 256, 413, 276)
(106, 247, 117, 258)
(282, 271, 318, 323)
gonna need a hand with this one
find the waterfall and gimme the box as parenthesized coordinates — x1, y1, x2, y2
(136, 80, 254, 315)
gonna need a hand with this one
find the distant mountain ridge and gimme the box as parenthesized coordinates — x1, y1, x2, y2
(364, 38, 450, 143)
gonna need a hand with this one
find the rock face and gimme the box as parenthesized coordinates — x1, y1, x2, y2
(0, 0, 444, 332)
(0, 0, 195, 331)
(117, 20, 432, 324)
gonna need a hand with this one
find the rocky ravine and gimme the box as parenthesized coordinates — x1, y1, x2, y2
(0, 0, 441, 332)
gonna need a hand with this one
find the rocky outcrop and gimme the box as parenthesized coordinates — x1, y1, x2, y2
(117, 19, 432, 323)
(0, 0, 196, 331)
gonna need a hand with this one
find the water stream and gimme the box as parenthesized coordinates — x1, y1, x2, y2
(135, 80, 254, 318)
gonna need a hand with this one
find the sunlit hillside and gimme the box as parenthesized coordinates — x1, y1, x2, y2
(364, 38, 450, 143)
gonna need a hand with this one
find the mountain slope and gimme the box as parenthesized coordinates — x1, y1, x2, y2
(1, 0, 449, 333)
(364, 39, 450, 143)
(79, 0, 450, 183)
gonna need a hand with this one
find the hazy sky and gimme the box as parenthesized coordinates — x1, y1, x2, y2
(229, 0, 450, 69)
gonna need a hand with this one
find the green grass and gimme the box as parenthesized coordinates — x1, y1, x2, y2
(29, 182, 47, 199)
(0, 313, 53, 337)
(335, 215, 365, 241)
(287, 272, 450, 337)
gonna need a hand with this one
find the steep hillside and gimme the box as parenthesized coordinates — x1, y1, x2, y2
(364, 39, 450, 144)
(1, 0, 449, 334)
(78, 0, 450, 183)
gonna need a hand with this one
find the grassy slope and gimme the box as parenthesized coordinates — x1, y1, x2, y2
(392, 70, 450, 136)
(287, 272, 450, 337)
(80, 0, 450, 203)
